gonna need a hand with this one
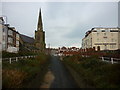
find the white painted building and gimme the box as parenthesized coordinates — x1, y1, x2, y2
(7, 27, 19, 53)
(0, 18, 2, 52)
(0, 17, 20, 53)
(82, 27, 120, 51)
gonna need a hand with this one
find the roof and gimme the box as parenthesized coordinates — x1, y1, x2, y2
(93, 27, 120, 29)
(20, 34, 34, 44)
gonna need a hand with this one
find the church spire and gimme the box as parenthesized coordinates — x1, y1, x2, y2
(37, 8, 43, 31)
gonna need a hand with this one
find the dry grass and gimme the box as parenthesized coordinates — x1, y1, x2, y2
(2, 54, 51, 88)
(63, 56, 120, 88)
(3, 69, 27, 88)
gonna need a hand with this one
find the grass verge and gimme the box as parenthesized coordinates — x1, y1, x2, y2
(2, 53, 51, 88)
(63, 56, 120, 88)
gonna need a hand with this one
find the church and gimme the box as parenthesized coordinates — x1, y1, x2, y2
(35, 8, 46, 52)
(19, 9, 46, 52)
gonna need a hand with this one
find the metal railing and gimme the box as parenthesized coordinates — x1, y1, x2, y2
(2, 55, 37, 64)
(101, 57, 120, 64)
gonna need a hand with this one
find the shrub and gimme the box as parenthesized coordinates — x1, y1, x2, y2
(63, 56, 120, 88)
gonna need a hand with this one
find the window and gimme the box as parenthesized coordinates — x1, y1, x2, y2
(8, 30, 13, 36)
(104, 45, 107, 50)
(110, 45, 113, 49)
(2, 44, 6, 50)
(104, 33, 106, 35)
(3, 36, 5, 41)
(16, 41, 19, 45)
(97, 38, 99, 41)
(8, 45, 12, 47)
(111, 33, 113, 36)
(97, 33, 99, 36)
(111, 39, 114, 42)
(110, 45, 116, 49)
(3, 29, 4, 32)
(8, 37, 13, 43)
(16, 34, 19, 38)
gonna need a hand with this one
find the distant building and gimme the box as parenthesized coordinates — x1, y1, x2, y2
(0, 17, 20, 53)
(58, 46, 80, 56)
(35, 9, 46, 52)
(82, 27, 120, 51)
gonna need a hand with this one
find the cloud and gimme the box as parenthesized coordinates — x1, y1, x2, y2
(2, 2, 118, 48)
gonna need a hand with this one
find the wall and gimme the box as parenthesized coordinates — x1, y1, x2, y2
(92, 31, 118, 50)
(2, 25, 8, 51)
(118, 31, 120, 49)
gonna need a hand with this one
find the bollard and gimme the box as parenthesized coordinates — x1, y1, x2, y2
(102, 57, 104, 61)
(111, 58, 114, 64)
(9, 58, 12, 64)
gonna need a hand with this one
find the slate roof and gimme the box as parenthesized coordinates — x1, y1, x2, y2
(20, 34, 34, 44)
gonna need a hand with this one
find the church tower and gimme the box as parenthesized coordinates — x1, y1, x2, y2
(35, 8, 46, 52)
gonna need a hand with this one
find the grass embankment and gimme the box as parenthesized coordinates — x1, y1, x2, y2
(63, 56, 120, 88)
(2, 53, 51, 88)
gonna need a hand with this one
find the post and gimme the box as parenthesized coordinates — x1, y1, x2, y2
(9, 58, 11, 64)
(111, 58, 114, 64)
(102, 57, 104, 61)
(16, 57, 18, 62)
(25, 56, 27, 58)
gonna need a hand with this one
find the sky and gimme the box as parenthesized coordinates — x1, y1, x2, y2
(1, 2, 118, 48)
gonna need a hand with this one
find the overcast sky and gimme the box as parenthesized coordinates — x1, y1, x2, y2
(2, 2, 118, 48)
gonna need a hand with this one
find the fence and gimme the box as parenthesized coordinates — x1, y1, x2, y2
(101, 57, 120, 64)
(2, 55, 37, 64)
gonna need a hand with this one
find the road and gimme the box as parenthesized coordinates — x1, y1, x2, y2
(41, 56, 78, 88)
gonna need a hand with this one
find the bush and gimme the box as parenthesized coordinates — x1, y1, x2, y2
(63, 56, 120, 88)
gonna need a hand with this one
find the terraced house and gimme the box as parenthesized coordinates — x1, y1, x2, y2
(0, 17, 19, 53)
(82, 27, 120, 51)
